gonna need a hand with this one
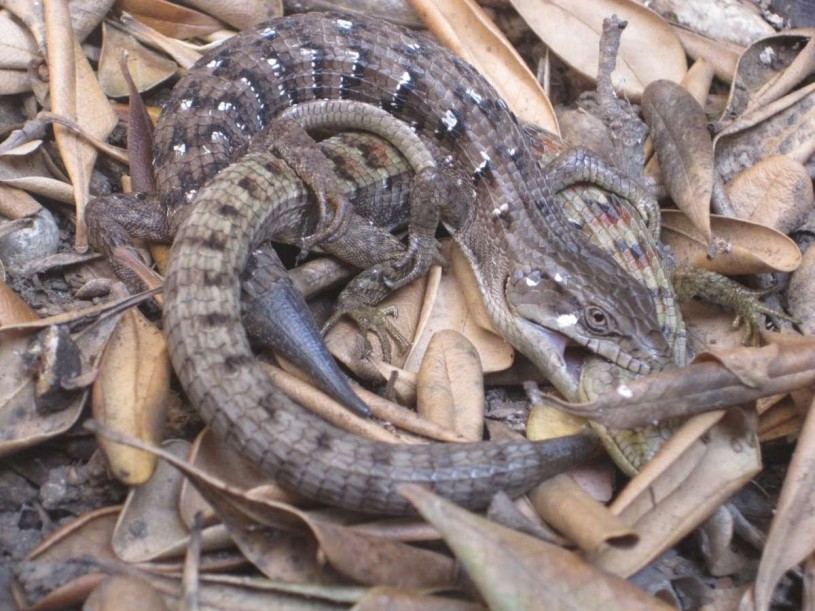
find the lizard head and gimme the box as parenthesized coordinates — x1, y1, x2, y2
(505, 251, 674, 381)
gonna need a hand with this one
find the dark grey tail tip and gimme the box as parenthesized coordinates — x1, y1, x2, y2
(333, 382, 371, 418)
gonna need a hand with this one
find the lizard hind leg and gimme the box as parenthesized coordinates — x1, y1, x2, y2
(249, 118, 353, 255)
(86, 191, 172, 293)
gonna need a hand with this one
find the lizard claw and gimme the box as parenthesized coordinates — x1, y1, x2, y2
(383, 236, 446, 290)
(322, 303, 410, 363)
(298, 195, 353, 259)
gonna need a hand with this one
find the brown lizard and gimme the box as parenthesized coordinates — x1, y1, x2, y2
(90, 13, 676, 513)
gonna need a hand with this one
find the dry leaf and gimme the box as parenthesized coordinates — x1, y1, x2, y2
(643, 79, 713, 241)
(720, 31, 815, 122)
(92, 308, 170, 485)
(401, 484, 673, 610)
(116, 0, 225, 39)
(0, 182, 42, 217)
(262, 362, 409, 444)
(681, 300, 749, 354)
(98, 22, 176, 97)
(416, 330, 484, 441)
(789, 245, 815, 336)
(714, 81, 815, 182)
(84, 575, 168, 611)
(407, 242, 515, 374)
(510, 0, 686, 100)
(671, 25, 741, 83)
(0, 10, 39, 70)
(751, 395, 815, 610)
(650, 0, 773, 47)
(178, 427, 301, 529)
(529, 473, 637, 555)
(182, 0, 282, 30)
(111, 439, 228, 562)
(15, 505, 121, 609)
(0, 275, 39, 325)
(725, 154, 813, 234)
(662, 210, 801, 275)
(0, 149, 75, 203)
(592, 410, 761, 577)
(44, 0, 117, 251)
(543, 342, 815, 430)
(308, 520, 456, 588)
(118, 12, 203, 69)
(408, 0, 558, 131)
(354, 587, 483, 611)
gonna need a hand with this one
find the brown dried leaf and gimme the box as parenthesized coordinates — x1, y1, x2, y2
(682, 58, 716, 107)
(417, 330, 484, 441)
(510, 0, 686, 100)
(182, 0, 282, 30)
(178, 428, 301, 529)
(0, 10, 38, 70)
(118, 12, 202, 69)
(662, 210, 801, 275)
(671, 25, 741, 84)
(643, 80, 713, 241)
(543, 342, 815, 430)
(92, 308, 170, 485)
(0, 67, 30, 94)
(0, 149, 74, 203)
(84, 575, 168, 611)
(0, 313, 120, 457)
(0, 183, 42, 218)
(721, 31, 815, 122)
(529, 473, 637, 555)
(752, 395, 815, 611)
(115, 0, 225, 39)
(401, 484, 673, 610)
(591, 410, 761, 577)
(111, 440, 211, 563)
(0, 275, 38, 325)
(263, 362, 408, 444)
(98, 22, 176, 98)
(681, 300, 746, 354)
(44, 0, 117, 251)
(408, 0, 558, 131)
(758, 396, 805, 443)
(789, 245, 815, 336)
(725, 155, 813, 234)
(714, 80, 815, 182)
(405, 242, 514, 375)
(354, 587, 483, 611)
(16, 506, 120, 610)
(308, 520, 456, 588)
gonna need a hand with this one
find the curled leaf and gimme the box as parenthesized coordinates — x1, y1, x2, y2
(643, 80, 713, 241)
(511, 0, 686, 100)
(662, 210, 801, 275)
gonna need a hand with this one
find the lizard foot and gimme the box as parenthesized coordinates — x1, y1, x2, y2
(672, 265, 798, 345)
(257, 118, 355, 256)
(322, 302, 410, 363)
(384, 235, 446, 290)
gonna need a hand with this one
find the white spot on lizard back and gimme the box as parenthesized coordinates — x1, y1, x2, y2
(441, 109, 458, 132)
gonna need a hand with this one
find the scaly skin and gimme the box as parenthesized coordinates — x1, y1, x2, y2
(102, 13, 679, 512)
(125, 12, 674, 396)
(164, 148, 599, 514)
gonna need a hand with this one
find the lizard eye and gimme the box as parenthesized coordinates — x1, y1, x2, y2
(583, 305, 612, 335)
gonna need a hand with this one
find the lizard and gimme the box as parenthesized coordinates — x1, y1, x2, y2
(89, 12, 677, 513)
